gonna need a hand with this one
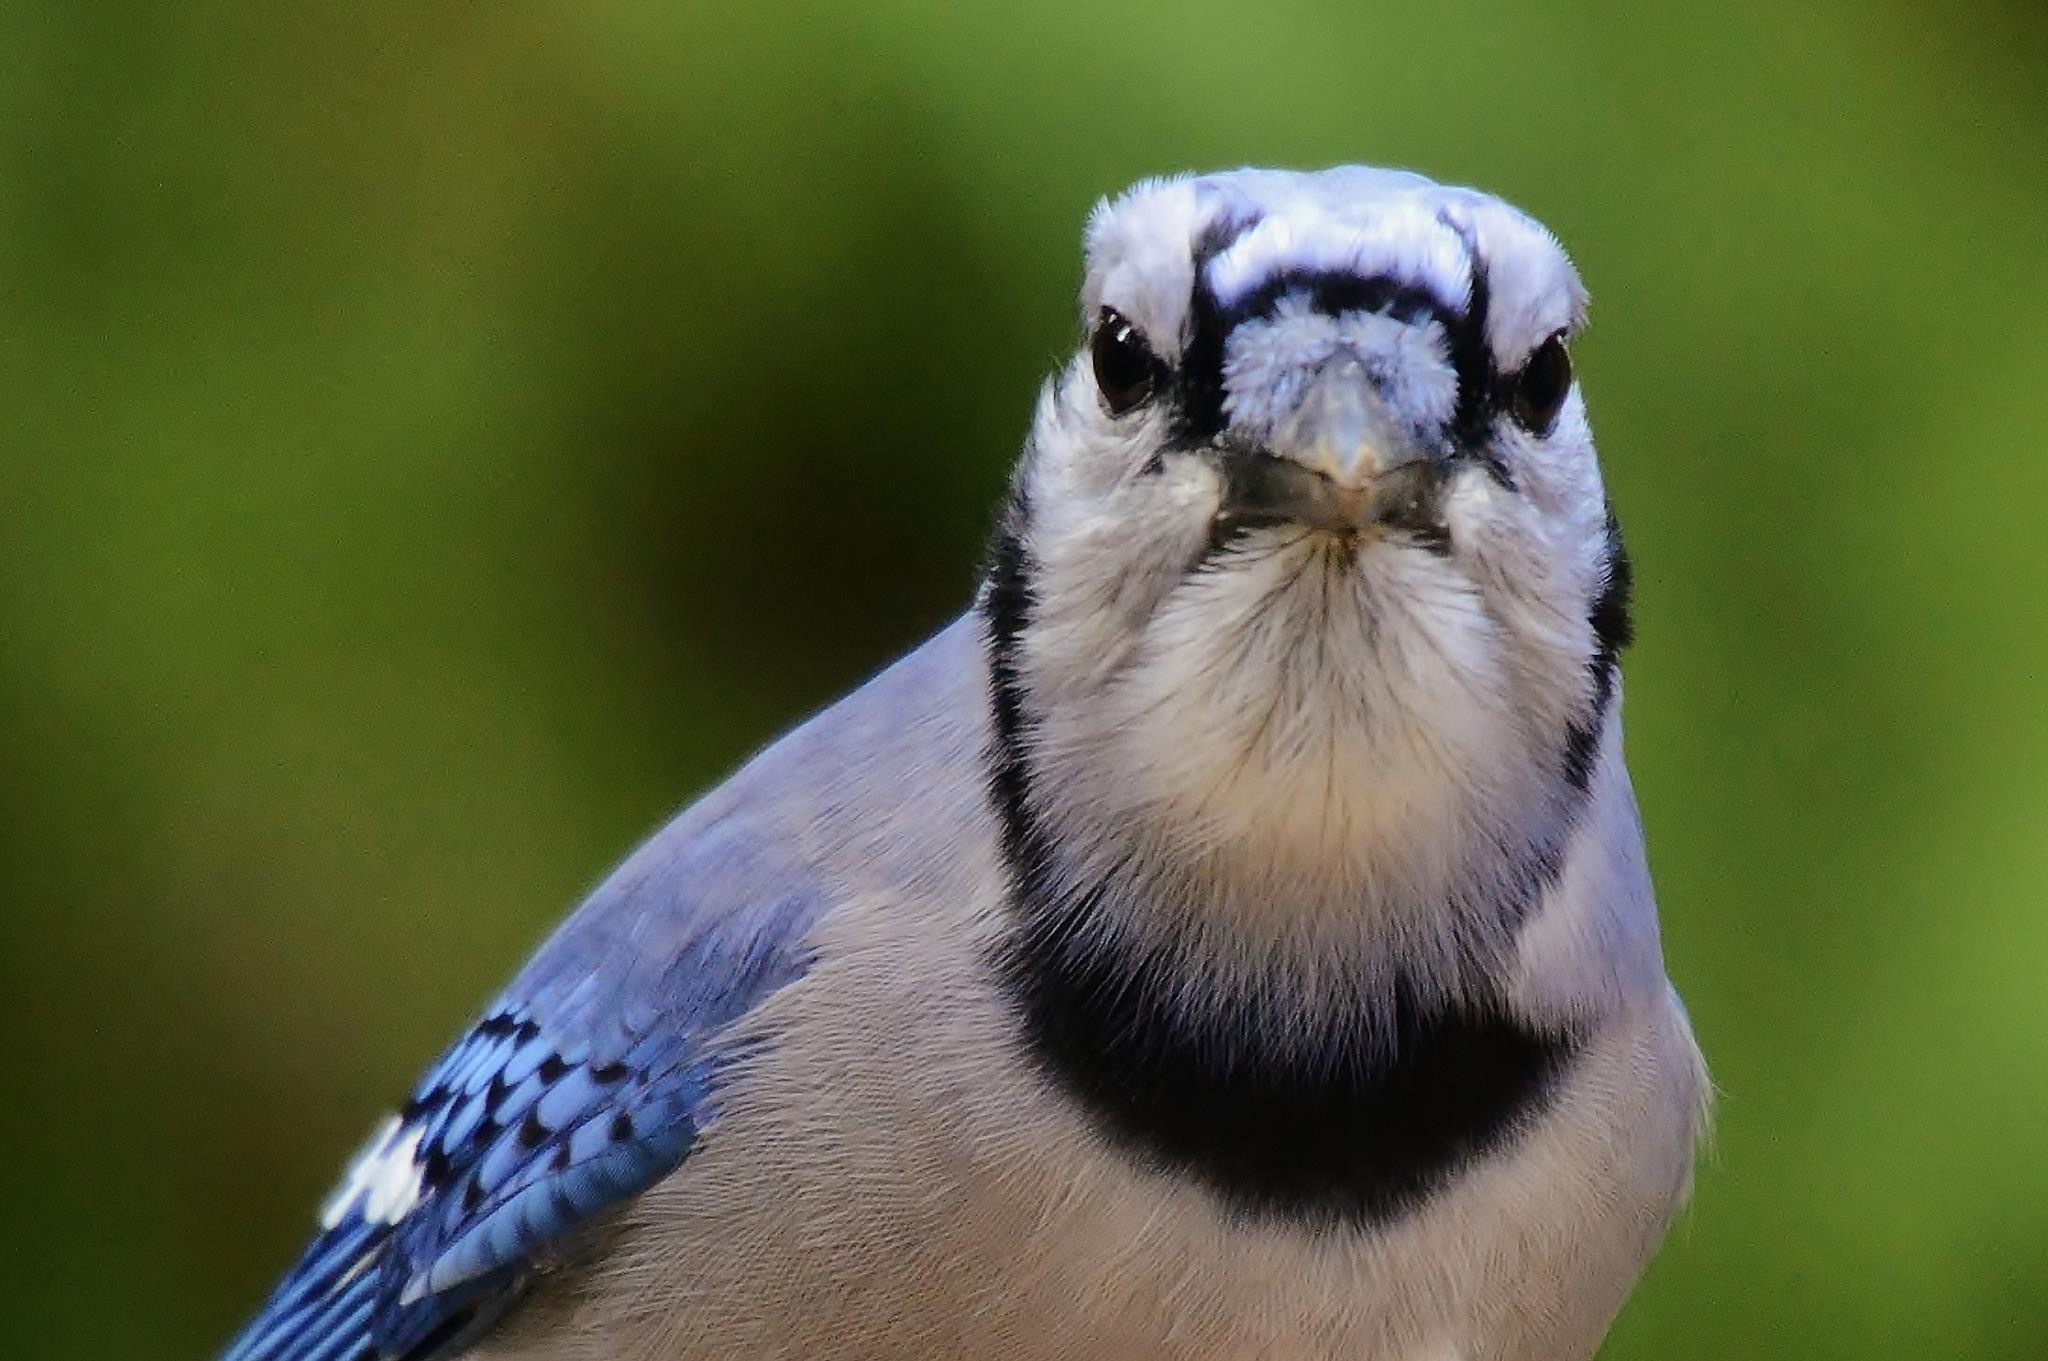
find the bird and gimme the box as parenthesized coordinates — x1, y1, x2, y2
(218, 165, 1709, 1361)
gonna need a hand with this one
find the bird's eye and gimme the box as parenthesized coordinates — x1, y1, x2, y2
(1511, 333, 1573, 435)
(1090, 307, 1160, 416)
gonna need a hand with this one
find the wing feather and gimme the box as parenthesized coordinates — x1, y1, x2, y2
(219, 813, 830, 1361)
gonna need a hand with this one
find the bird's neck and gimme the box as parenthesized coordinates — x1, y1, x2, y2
(984, 520, 1585, 1002)
(978, 531, 1590, 1228)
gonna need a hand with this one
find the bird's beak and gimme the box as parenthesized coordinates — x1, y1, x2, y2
(1212, 356, 1446, 535)
(1281, 355, 1400, 493)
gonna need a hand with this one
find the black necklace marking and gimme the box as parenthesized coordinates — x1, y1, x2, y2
(981, 511, 1585, 1227)
(1561, 508, 1634, 792)
(982, 494, 1040, 878)
(1006, 921, 1582, 1227)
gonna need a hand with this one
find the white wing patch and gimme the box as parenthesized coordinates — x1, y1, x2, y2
(319, 1113, 428, 1229)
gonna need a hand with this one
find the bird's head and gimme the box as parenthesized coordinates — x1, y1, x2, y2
(986, 167, 1632, 956)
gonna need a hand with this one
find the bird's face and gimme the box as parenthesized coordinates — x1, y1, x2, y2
(1040, 166, 1601, 590)
(1075, 168, 1591, 552)
(993, 167, 1627, 928)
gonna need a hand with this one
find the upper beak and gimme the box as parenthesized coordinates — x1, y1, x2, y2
(1211, 356, 1447, 534)
(1279, 354, 1405, 492)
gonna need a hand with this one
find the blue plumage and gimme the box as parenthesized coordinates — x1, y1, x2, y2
(220, 809, 830, 1361)
(215, 163, 1712, 1360)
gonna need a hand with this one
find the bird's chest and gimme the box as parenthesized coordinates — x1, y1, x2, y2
(502, 894, 1692, 1361)
(581, 1068, 1640, 1361)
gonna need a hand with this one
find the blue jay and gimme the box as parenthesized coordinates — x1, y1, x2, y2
(221, 166, 1707, 1361)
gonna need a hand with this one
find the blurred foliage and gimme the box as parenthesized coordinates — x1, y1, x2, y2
(3, 2, 2047, 1358)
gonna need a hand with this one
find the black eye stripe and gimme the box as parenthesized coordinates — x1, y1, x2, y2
(1170, 281, 1230, 447)
(1439, 215, 1499, 450)
(1163, 210, 1262, 447)
(1230, 269, 1453, 331)
(1188, 206, 1265, 281)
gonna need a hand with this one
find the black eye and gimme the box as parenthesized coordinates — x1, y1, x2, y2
(1512, 333, 1573, 435)
(1090, 307, 1160, 416)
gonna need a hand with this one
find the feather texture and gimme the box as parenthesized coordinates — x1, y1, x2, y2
(220, 815, 829, 1361)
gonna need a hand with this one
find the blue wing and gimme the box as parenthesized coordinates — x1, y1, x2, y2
(220, 810, 832, 1361)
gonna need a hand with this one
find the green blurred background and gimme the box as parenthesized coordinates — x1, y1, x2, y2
(4, 3, 2046, 1357)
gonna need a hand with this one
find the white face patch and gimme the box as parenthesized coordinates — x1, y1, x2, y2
(319, 1113, 427, 1229)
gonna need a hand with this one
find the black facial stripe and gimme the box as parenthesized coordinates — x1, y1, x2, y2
(1190, 206, 1265, 276)
(1589, 507, 1637, 659)
(1169, 210, 1507, 463)
(1171, 298, 1231, 449)
(1441, 214, 1500, 450)
(982, 493, 1039, 878)
(978, 520, 1585, 1227)
(1230, 268, 1451, 332)
(1561, 508, 1635, 791)
(1165, 208, 1267, 449)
